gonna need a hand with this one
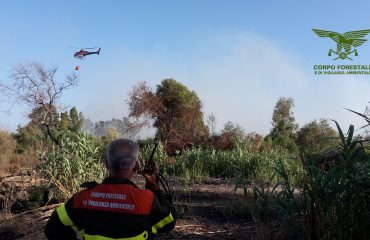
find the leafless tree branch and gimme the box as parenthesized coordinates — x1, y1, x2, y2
(0, 62, 78, 145)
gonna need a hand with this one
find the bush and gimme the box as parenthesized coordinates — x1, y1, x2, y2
(251, 121, 370, 240)
(138, 141, 303, 186)
(38, 132, 106, 200)
(0, 130, 17, 173)
(302, 123, 370, 239)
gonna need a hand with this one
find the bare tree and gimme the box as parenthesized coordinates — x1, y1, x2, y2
(206, 113, 217, 136)
(127, 81, 165, 135)
(363, 101, 370, 138)
(0, 62, 78, 145)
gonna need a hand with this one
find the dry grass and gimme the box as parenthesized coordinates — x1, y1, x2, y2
(0, 129, 40, 175)
(0, 204, 60, 240)
(0, 152, 39, 175)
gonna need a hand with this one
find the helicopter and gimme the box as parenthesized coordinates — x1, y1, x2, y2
(73, 47, 101, 60)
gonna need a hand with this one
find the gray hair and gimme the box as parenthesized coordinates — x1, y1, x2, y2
(106, 139, 138, 172)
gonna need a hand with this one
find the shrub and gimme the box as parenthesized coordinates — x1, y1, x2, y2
(38, 132, 106, 200)
(302, 123, 370, 239)
(0, 130, 17, 173)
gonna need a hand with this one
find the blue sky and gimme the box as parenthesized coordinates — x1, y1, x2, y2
(1, 0, 370, 136)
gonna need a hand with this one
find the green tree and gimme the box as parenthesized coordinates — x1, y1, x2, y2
(28, 104, 61, 145)
(69, 107, 83, 132)
(296, 119, 338, 154)
(15, 106, 85, 153)
(269, 97, 298, 153)
(60, 111, 69, 132)
(13, 122, 45, 153)
(128, 79, 209, 153)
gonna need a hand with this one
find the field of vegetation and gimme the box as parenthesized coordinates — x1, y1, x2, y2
(0, 68, 369, 239)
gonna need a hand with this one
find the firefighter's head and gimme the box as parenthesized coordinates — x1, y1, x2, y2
(106, 139, 140, 178)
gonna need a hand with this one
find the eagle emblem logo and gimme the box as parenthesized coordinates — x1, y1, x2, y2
(312, 29, 370, 60)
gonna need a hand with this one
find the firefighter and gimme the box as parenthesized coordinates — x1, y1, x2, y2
(45, 139, 176, 240)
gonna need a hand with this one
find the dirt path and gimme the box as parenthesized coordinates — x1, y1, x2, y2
(1, 212, 256, 240)
(0, 178, 269, 240)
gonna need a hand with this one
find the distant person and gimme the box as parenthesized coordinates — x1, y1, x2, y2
(45, 139, 176, 240)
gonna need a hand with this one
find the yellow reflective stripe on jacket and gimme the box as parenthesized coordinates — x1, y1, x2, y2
(56, 204, 74, 226)
(85, 230, 148, 240)
(151, 213, 174, 234)
(56, 204, 84, 237)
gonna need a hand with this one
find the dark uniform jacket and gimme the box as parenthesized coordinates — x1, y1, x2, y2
(45, 177, 176, 240)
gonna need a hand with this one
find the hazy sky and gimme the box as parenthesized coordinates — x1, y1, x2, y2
(1, 0, 370, 136)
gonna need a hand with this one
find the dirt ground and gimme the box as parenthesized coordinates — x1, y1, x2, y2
(0, 176, 283, 240)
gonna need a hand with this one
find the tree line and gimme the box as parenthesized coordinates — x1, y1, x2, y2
(127, 80, 339, 154)
(1, 62, 368, 172)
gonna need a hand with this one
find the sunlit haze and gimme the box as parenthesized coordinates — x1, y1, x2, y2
(1, 1, 369, 137)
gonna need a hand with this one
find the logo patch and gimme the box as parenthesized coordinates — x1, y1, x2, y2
(312, 29, 370, 60)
